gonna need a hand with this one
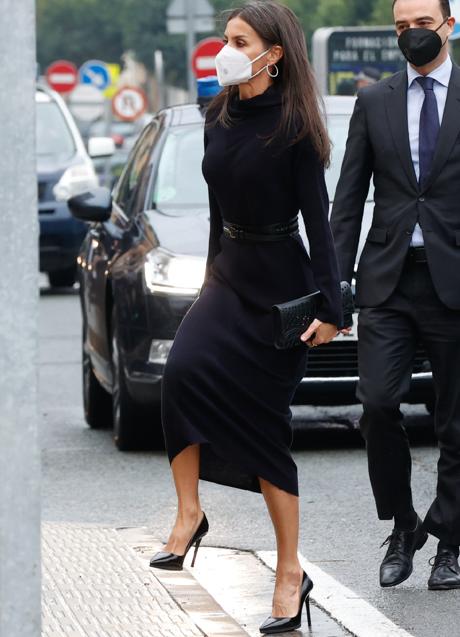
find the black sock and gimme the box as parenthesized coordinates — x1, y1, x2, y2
(438, 541, 459, 557)
(394, 510, 418, 532)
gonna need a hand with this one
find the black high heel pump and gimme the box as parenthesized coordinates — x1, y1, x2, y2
(149, 512, 209, 571)
(259, 570, 313, 634)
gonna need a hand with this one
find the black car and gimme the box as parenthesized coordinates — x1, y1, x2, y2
(70, 98, 434, 450)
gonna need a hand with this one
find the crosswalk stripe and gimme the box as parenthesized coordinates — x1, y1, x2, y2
(257, 550, 414, 637)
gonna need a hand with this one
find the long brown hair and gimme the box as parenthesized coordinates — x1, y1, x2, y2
(207, 1, 331, 166)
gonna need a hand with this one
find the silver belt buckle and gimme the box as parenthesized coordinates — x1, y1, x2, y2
(225, 225, 238, 239)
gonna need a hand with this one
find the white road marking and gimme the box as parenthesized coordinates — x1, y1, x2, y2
(257, 550, 415, 637)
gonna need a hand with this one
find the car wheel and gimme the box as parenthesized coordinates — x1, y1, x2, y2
(111, 309, 153, 451)
(48, 266, 76, 288)
(82, 334, 113, 429)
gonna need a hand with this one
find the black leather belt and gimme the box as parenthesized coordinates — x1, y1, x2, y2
(406, 246, 428, 263)
(222, 217, 299, 242)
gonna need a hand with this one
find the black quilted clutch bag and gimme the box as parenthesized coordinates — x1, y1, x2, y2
(272, 281, 354, 350)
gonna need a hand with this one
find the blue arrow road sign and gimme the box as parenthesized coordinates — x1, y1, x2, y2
(79, 60, 110, 91)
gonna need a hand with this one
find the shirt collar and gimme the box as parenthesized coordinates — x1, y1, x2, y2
(407, 55, 452, 88)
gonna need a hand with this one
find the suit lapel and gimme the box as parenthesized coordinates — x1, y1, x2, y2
(385, 71, 419, 192)
(422, 64, 460, 192)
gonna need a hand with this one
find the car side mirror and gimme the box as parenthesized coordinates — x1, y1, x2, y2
(88, 136, 116, 158)
(68, 187, 112, 223)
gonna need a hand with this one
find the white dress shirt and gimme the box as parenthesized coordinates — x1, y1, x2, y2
(407, 55, 452, 246)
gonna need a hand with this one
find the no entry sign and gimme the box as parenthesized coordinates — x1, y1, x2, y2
(46, 60, 78, 94)
(191, 38, 224, 79)
(112, 86, 147, 121)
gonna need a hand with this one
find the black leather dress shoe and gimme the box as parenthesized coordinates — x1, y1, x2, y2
(379, 516, 428, 587)
(150, 512, 209, 571)
(259, 571, 313, 634)
(428, 548, 460, 590)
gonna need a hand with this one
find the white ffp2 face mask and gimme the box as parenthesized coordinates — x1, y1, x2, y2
(215, 45, 271, 86)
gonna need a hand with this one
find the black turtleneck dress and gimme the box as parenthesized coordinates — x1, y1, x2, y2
(161, 84, 342, 496)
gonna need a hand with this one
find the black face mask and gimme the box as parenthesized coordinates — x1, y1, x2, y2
(398, 18, 449, 67)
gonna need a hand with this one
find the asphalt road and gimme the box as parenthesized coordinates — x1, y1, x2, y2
(39, 284, 459, 637)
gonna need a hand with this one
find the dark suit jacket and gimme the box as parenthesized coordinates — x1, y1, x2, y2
(331, 63, 460, 310)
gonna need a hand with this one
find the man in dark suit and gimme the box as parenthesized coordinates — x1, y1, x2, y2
(331, 0, 460, 590)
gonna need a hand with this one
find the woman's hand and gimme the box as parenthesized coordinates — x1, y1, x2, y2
(300, 319, 338, 348)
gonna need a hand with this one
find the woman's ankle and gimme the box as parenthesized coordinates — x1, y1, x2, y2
(176, 504, 202, 524)
(275, 560, 303, 579)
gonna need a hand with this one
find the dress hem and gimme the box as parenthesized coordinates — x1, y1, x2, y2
(168, 438, 299, 497)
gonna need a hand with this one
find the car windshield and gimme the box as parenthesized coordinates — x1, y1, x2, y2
(36, 101, 76, 159)
(152, 114, 372, 212)
(326, 113, 374, 202)
(153, 124, 208, 210)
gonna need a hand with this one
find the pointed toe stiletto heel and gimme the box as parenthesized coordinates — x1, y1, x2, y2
(305, 595, 312, 628)
(149, 512, 209, 571)
(190, 537, 202, 567)
(259, 570, 313, 634)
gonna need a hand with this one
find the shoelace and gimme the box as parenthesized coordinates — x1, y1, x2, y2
(429, 552, 458, 571)
(380, 531, 407, 564)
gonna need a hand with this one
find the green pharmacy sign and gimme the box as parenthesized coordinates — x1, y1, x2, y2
(313, 27, 406, 96)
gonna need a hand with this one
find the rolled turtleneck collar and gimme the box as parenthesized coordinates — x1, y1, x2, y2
(228, 82, 282, 116)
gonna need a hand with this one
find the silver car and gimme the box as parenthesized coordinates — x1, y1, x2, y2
(37, 84, 114, 287)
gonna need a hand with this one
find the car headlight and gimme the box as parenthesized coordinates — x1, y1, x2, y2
(144, 248, 206, 295)
(53, 163, 99, 202)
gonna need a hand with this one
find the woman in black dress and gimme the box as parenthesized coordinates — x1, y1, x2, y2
(150, 1, 342, 632)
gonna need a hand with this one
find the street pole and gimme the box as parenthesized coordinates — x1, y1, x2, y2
(103, 98, 113, 187)
(185, 0, 196, 100)
(167, 0, 215, 102)
(154, 49, 166, 109)
(0, 1, 41, 636)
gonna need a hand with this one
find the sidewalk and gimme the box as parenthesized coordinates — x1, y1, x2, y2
(42, 522, 350, 637)
(42, 522, 247, 637)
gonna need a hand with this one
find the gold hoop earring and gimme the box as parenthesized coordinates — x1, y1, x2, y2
(267, 64, 279, 78)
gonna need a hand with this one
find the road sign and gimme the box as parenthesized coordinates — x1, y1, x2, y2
(167, 0, 214, 34)
(68, 84, 105, 122)
(191, 37, 223, 78)
(312, 27, 405, 95)
(46, 60, 78, 93)
(112, 86, 147, 121)
(79, 59, 110, 91)
(167, 0, 216, 97)
(103, 63, 121, 99)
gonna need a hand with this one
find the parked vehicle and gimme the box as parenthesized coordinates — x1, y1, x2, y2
(69, 96, 434, 450)
(88, 116, 152, 151)
(36, 85, 115, 287)
(88, 115, 153, 189)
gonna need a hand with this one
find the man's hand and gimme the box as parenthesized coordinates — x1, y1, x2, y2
(301, 319, 338, 348)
